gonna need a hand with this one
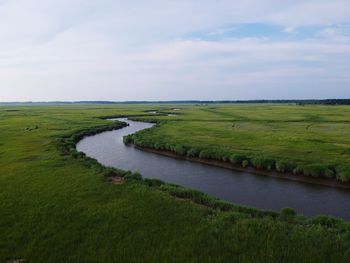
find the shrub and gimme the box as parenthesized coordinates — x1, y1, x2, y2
(280, 207, 296, 221)
(102, 167, 132, 178)
(144, 178, 164, 187)
(214, 151, 225, 160)
(276, 160, 297, 173)
(252, 156, 275, 170)
(310, 215, 342, 228)
(229, 154, 247, 165)
(242, 160, 249, 168)
(187, 148, 201, 157)
(83, 158, 100, 169)
(265, 159, 276, 170)
(293, 164, 333, 179)
(199, 149, 212, 159)
(164, 143, 172, 151)
(153, 142, 165, 150)
(123, 135, 133, 145)
(324, 168, 336, 178)
(300, 164, 335, 178)
(76, 152, 86, 159)
(293, 165, 304, 175)
(174, 145, 187, 155)
(124, 171, 142, 181)
(303, 165, 321, 177)
(336, 167, 350, 182)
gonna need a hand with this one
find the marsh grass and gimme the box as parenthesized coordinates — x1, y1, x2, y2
(1, 104, 350, 262)
(130, 105, 350, 182)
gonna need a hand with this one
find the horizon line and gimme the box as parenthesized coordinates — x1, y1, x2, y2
(1, 99, 350, 105)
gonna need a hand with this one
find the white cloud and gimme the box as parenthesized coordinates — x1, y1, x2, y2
(283, 26, 296, 33)
(0, 0, 349, 101)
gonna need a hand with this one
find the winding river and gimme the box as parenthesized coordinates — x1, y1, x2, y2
(77, 118, 350, 220)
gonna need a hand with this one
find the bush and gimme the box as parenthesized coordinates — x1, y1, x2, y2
(198, 148, 229, 161)
(222, 155, 229, 162)
(303, 165, 322, 177)
(221, 212, 252, 222)
(229, 154, 247, 165)
(293, 164, 335, 179)
(103, 167, 128, 178)
(280, 207, 296, 221)
(199, 149, 212, 159)
(124, 171, 142, 181)
(76, 152, 86, 159)
(336, 167, 350, 182)
(300, 164, 334, 178)
(164, 143, 172, 151)
(310, 215, 342, 228)
(276, 160, 297, 173)
(242, 160, 249, 168)
(144, 178, 164, 187)
(293, 165, 304, 175)
(187, 148, 201, 157)
(123, 135, 133, 145)
(153, 142, 165, 150)
(174, 145, 187, 155)
(324, 168, 336, 178)
(252, 156, 275, 170)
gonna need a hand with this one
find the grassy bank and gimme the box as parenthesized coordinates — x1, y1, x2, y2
(129, 104, 350, 182)
(1, 104, 350, 262)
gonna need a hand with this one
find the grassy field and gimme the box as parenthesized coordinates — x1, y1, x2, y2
(1, 104, 350, 262)
(131, 104, 350, 181)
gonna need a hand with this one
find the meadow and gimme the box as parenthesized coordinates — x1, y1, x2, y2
(131, 104, 350, 181)
(1, 104, 350, 262)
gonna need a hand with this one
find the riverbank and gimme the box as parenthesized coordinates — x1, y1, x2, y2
(78, 117, 350, 219)
(134, 145, 350, 189)
(129, 105, 350, 184)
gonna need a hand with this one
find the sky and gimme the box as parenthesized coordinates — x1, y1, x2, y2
(0, 0, 350, 101)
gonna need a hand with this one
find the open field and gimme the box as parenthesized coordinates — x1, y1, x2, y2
(132, 104, 350, 181)
(1, 104, 350, 262)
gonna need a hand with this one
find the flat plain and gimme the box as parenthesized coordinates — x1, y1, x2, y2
(1, 104, 350, 262)
(132, 104, 350, 180)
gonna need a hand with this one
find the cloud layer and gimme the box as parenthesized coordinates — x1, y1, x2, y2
(0, 0, 350, 101)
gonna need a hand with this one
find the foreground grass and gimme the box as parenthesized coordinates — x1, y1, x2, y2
(1, 104, 350, 262)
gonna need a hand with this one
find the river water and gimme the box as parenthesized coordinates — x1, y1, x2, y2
(76, 118, 350, 219)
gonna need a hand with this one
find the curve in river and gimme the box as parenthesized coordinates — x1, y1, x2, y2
(77, 118, 350, 220)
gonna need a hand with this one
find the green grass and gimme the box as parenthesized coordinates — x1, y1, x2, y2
(1, 104, 350, 262)
(131, 104, 350, 180)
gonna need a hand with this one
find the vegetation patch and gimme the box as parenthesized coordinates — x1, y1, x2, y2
(128, 108, 350, 182)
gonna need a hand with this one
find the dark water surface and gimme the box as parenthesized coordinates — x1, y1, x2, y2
(77, 118, 350, 219)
